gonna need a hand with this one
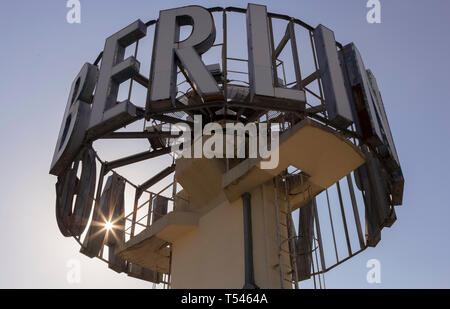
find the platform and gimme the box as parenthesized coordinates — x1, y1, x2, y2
(117, 118, 365, 278)
(116, 211, 199, 273)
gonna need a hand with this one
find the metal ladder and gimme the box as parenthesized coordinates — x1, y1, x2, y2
(274, 176, 299, 289)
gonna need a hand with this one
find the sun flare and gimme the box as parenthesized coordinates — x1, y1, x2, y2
(104, 221, 113, 231)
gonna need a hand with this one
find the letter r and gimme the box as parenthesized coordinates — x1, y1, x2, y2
(147, 6, 223, 114)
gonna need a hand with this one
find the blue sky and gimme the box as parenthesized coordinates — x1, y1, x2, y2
(1, 0, 450, 288)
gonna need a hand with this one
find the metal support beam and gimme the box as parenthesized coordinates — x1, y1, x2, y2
(102, 131, 181, 139)
(132, 73, 150, 88)
(336, 181, 352, 256)
(312, 198, 326, 271)
(300, 70, 320, 88)
(130, 192, 139, 237)
(222, 10, 228, 102)
(105, 147, 172, 172)
(274, 24, 290, 59)
(242, 192, 259, 289)
(288, 21, 302, 87)
(149, 114, 194, 127)
(347, 174, 365, 249)
(306, 104, 326, 115)
(136, 164, 176, 199)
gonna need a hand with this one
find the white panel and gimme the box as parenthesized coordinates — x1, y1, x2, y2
(313, 25, 353, 128)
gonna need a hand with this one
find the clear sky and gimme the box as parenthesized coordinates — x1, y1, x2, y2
(1, 0, 450, 288)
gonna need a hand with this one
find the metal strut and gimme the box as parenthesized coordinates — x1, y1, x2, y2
(242, 192, 259, 289)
